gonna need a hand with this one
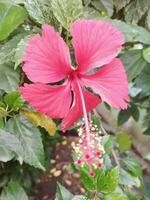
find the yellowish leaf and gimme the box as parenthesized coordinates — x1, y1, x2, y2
(22, 110, 56, 136)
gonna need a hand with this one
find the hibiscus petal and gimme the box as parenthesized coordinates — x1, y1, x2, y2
(62, 82, 101, 131)
(19, 82, 72, 118)
(70, 20, 124, 73)
(80, 58, 129, 109)
(23, 24, 72, 83)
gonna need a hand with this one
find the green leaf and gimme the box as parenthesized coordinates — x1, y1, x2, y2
(143, 128, 150, 135)
(5, 115, 45, 170)
(97, 167, 120, 193)
(113, 0, 130, 11)
(117, 109, 131, 126)
(0, 63, 20, 93)
(0, 129, 23, 163)
(120, 50, 147, 82)
(25, 0, 59, 28)
(127, 193, 138, 200)
(4, 91, 24, 111)
(14, 35, 31, 69)
(119, 169, 141, 187)
(116, 133, 131, 153)
(51, 0, 83, 30)
(0, 181, 28, 200)
(0, 118, 4, 128)
(80, 167, 95, 191)
(143, 47, 150, 63)
(123, 157, 142, 177)
(102, 135, 113, 154)
(124, 0, 150, 24)
(55, 183, 74, 200)
(0, 2, 27, 41)
(130, 104, 140, 121)
(135, 64, 150, 96)
(103, 193, 128, 200)
(109, 20, 150, 44)
(0, 32, 28, 65)
(100, 0, 113, 16)
(147, 9, 150, 30)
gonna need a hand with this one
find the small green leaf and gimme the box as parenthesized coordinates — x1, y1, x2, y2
(0, 63, 20, 93)
(55, 183, 74, 200)
(130, 104, 139, 121)
(116, 133, 131, 152)
(14, 35, 31, 69)
(143, 47, 150, 63)
(143, 128, 150, 135)
(0, 129, 23, 163)
(102, 135, 113, 154)
(5, 115, 45, 170)
(0, 118, 4, 128)
(4, 91, 24, 111)
(51, 0, 83, 30)
(103, 193, 128, 200)
(123, 157, 142, 177)
(0, 181, 28, 200)
(0, 2, 27, 41)
(118, 109, 131, 126)
(97, 167, 120, 193)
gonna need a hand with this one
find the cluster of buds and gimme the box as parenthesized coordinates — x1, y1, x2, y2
(72, 120, 104, 176)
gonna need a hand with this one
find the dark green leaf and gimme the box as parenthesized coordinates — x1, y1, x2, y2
(55, 183, 74, 200)
(118, 109, 131, 126)
(4, 91, 24, 111)
(103, 193, 128, 200)
(123, 157, 142, 177)
(0, 129, 23, 163)
(0, 181, 28, 200)
(0, 2, 27, 41)
(0, 63, 20, 92)
(143, 128, 150, 135)
(120, 50, 147, 82)
(5, 115, 45, 170)
(130, 104, 140, 121)
(116, 133, 131, 152)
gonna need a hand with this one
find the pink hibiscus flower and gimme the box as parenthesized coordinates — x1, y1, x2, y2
(20, 20, 129, 174)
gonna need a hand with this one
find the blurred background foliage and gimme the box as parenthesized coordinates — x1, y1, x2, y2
(0, 0, 150, 200)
